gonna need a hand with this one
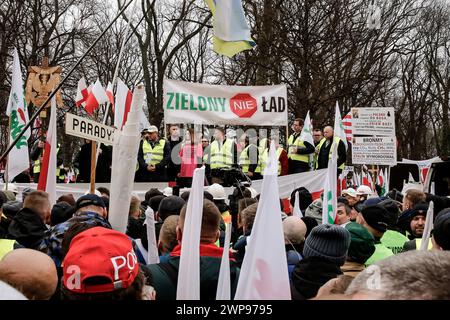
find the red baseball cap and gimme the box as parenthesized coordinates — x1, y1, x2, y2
(63, 227, 139, 293)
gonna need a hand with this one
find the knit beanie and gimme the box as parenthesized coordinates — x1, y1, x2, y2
(433, 208, 450, 250)
(361, 204, 391, 233)
(345, 222, 376, 264)
(303, 224, 351, 265)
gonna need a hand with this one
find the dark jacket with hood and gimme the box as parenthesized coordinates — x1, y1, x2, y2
(7, 207, 47, 249)
(290, 256, 343, 300)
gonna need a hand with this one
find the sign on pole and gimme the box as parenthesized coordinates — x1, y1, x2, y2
(351, 107, 395, 136)
(65, 113, 116, 145)
(351, 107, 397, 166)
(163, 79, 287, 126)
(352, 136, 397, 165)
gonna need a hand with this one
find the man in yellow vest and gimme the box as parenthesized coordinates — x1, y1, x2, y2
(30, 136, 64, 183)
(315, 126, 346, 175)
(238, 133, 261, 180)
(137, 125, 170, 182)
(400, 203, 433, 251)
(356, 204, 394, 266)
(288, 118, 315, 174)
(259, 133, 288, 176)
(204, 127, 238, 184)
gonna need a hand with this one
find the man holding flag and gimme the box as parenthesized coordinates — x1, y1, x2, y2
(288, 118, 315, 174)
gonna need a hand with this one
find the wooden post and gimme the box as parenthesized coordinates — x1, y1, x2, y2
(90, 141, 97, 194)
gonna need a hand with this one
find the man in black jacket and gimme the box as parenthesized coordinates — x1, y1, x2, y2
(315, 126, 346, 175)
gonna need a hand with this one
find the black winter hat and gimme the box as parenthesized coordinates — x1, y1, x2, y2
(303, 224, 351, 265)
(158, 196, 185, 221)
(1, 201, 22, 218)
(361, 204, 391, 233)
(378, 199, 401, 227)
(397, 202, 428, 233)
(149, 195, 166, 212)
(290, 187, 313, 213)
(433, 208, 450, 250)
(50, 201, 72, 226)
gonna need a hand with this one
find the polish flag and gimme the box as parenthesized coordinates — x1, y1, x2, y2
(37, 96, 57, 206)
(85, 79, 109, 115)
(75, 77, 89, 107)
(114, 78, 133, 129)
(106, 82, 115, 106)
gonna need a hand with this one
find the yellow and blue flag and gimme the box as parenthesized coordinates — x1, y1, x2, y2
(205, 0, 256, 58)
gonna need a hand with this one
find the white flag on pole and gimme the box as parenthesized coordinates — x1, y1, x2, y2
(334, 101, 348, 150)
(176, 167, 205, 300)
(420, 202, 434, 251)
(144, 207, 160, 264)
(216, 222, 232, 300)
(234, 141, 291, 300)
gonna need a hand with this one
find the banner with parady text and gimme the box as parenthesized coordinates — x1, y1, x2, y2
(163, 79, 287, 126)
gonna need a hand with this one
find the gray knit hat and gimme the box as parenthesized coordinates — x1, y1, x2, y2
(303, 224, 351, 265)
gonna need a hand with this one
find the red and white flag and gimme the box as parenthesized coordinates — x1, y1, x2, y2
(106, 81, 114, 106)
(343, 111, 353, 143)
(37, 96, 57, 206)
(85, 79, 109, 115)
(75, 77, 89, 107)
(114, 78, 133, 129)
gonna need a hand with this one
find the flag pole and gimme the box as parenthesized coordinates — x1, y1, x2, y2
(95, 0, 138, 163)
(0, 0, 135, 164)
(4, 116, 11, 188)
(90, 140, 97, 194)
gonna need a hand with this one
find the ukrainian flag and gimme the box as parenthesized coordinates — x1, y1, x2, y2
(205, 0, 256, 58)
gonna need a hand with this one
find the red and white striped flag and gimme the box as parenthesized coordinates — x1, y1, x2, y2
(106, 81, 114, 106)
(343, 112, 352, 142)
(114, 78, 133, 129)
(37, 96, 57, 205)
(85, 79, 109, 115)
(75, 77, 89, 107)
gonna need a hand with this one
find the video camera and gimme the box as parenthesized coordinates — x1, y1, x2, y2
(219, 166, 250, 187)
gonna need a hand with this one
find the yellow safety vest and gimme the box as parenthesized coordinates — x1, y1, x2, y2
(210, 140, 234, 169)
(0, 239, 15, 260)
(33, 146, 61, 175)
(288, 134, 310, 163)
(315, 137, 345, 170)
(239, 144, 261, 174)
(260, 147, 283, 175)
(142, 139, 166, 165)
(415, 238, 433, 250)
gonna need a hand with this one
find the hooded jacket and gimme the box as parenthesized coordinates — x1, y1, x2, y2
(290, 256, 343, 300)
(7, 207, 47, 249)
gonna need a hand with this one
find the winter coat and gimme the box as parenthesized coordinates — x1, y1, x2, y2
(142, 243, 240, 300)
(290, 256, 343, 300)
(7, 207, 47, 249)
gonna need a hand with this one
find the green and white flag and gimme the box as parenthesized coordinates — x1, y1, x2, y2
(322, 144, 338, 224)
(6, 48, 30, 182)
(300, 110, 314, 169)
(334, 101, 348, 150)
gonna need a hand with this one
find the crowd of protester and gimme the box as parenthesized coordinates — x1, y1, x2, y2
(0, 179, 449, 300)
